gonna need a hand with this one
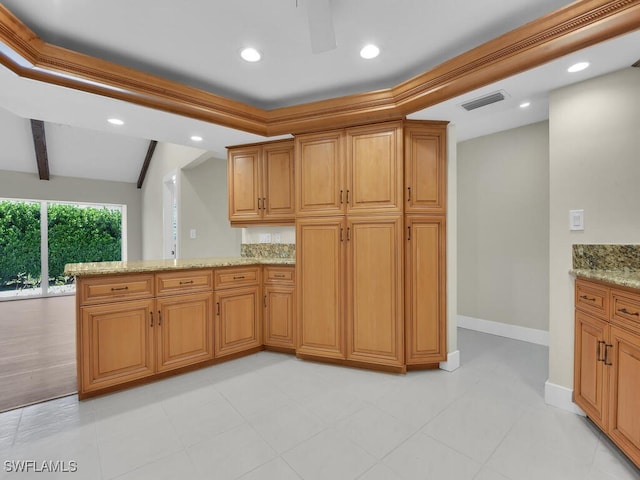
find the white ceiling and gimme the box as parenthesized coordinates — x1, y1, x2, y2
(0, 0, 638, 183)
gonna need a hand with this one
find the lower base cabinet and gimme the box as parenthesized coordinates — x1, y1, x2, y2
(80, 299, 155, 393)
(264, 285, 295, 349)
(574, 279, 640, 468)
(214, 285, 261, 357)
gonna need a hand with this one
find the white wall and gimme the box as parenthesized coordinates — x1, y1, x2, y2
(0, 170, 143, 260)
(180, 156, 241, 258)
(457, 121, 549, 332)
(141, 142, 205, 260)
(548, 68, 640, 389)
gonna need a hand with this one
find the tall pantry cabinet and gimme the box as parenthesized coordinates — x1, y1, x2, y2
(295, 120, 447, 371)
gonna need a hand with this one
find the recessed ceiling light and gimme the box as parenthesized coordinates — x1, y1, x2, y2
(519, 101, 531, 108)
(190, 135, 203, 142)
(568, 61, 589, 73)
(360, 44, 380, 60)
(240, 47, 262, 62)
(107, 118, 124, 126)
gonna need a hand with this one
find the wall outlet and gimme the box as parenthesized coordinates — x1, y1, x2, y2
(190, 228, 197, 239)
(274, 233, 281, 243)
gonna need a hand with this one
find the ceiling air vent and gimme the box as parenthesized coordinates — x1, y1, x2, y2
(632, 59, 640, 68)
(460, 91, 506, 111)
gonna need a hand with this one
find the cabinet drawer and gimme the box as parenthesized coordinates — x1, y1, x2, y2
(79, 274, 154, 305)
(612, 290, 640, 333)
(156, 269, 213, 296)
(263, 266, 294, 285)
(575, 280, 609, 319)
(214, 266, 260, 289)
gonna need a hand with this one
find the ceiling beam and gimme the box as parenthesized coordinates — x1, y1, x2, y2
(1, 1, 640, 136)
(29, 119, 49, 180)
(137, 140, 157, 189)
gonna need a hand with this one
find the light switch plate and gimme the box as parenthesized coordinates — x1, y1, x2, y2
(569, 210, 584, 231)
(190, 228, 197, 239)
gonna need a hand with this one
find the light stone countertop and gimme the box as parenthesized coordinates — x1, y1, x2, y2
(64, 256, 295, 276)
(570, 269, 640, 290)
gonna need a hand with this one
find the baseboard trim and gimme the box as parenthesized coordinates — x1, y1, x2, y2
(544, 380, 586, 416)
(458, 315, 549, 346)
(439, 350, 460, 372)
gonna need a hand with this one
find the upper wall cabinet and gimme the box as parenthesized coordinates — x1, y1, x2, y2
(404, 122, 447, 214)
(227, 140, 294, 225)
(296, 122, 403, 217)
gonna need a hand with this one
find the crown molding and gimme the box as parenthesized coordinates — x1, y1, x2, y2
(1, 0, 639, 136)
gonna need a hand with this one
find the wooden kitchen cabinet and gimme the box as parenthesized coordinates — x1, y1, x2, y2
(404, 122, 447, 214)
(573, 278, 640, 467)
(296, 217, 346, 359)
(263, 266, 295, 350)
(156, 292, 213, 372)
(80, 299, 155, 393)
(346, 215, 404, 367)
(405, 215, 447, 364)
(214, 285, 261, 357)
(227, 140, 294, 225)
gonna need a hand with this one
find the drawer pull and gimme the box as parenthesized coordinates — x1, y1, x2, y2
(179, 280, 194, 285)
(618, 307, 639, 317)
(111, 286, 129, 292)
(579, 294, 596, 302)
(233, 275, 246, 280)
(274, 274, 285, 278)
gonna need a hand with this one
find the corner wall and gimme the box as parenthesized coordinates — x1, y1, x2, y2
(548, 68, 640, 390)
(457, 121, 550, 335)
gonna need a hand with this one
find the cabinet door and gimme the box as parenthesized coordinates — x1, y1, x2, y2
(262, 141, 295, 222)
(156, 293, 213, 372)
(296, 217, 346, 359)
(573, 310, 608, 430)
(80, 299, 155, 393)
(404, 123, 447, 213)
(264, 285, 295, 348)
(405, 216, 447, 364)
(346, 215, 404, 366)
(228, 146, 262, 223)
(295, 130, 345, 216)
(215, 286, 261, 357)
(607, 325, 640, 465)
(346, 122, 403, 214)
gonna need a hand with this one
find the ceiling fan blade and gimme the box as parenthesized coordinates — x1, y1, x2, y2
(307, 0, 336, 54)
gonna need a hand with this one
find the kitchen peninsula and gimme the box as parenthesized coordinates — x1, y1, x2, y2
(65, 256, 295, 399)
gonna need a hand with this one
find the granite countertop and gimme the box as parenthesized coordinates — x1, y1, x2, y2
(64, 256, 295, 276)
(571, 244, 640, 290)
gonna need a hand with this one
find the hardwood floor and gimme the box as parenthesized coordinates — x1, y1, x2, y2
(0, 295, 76, 412)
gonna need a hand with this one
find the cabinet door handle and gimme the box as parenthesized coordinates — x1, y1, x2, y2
(340, 190, 343, 204)
(258, 198, 262, 210)
(618, 307, 639, 317)
(346, 189, 350, 204)
(407, 186, 412, 202)
(604, 344, 613, 366)
(216, 302, 220, 316)
(408, 226, 411, 241)
(263, 197, 267, 210)
(346, 227, 351, 241)
(150, 311, 154, 327)
(264, 295, 267, 308)
(340, 228, 343, 242)
(580, 294, 596, 302)
(233, 275, 245, 280)
(158, 311, 162, 326)
(111, 286, 129, 291)
(179, 280, 194, 285)
(597, 340, 605, 362)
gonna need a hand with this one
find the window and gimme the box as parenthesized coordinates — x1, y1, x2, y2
(0, 198, 126, 300)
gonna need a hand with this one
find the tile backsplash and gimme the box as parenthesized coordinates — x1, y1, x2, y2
(241, 243, 295, 259)
(573, 244, 640, 271)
